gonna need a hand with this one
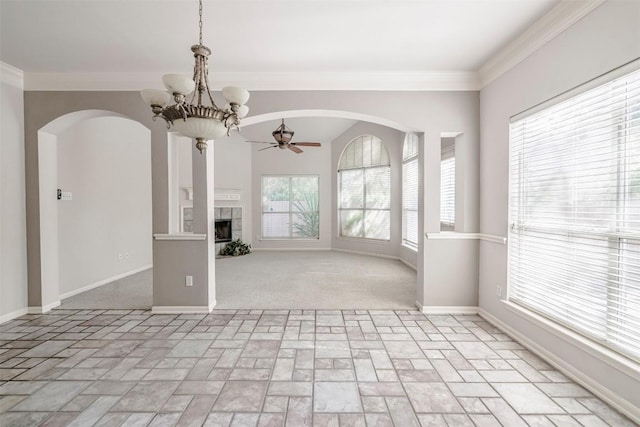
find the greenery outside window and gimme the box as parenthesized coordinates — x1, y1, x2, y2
(261, 175, 319, 239)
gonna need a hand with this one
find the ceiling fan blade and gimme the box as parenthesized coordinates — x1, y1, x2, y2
(258, 145, 278, 151)
(288, 145, 303, 154)
(247, 140, 274, 144)
(292, 142, 321, 147)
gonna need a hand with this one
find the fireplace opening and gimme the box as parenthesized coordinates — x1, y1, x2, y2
(215, 219, 232, 243)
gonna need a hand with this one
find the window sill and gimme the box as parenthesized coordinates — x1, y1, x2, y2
(258, 238, 320, 242)
(336, 236, 391, 245)
(502, 300, 640, 380)
(401, 243, 418, 252)
(154, 233, 207, 241)
(425, 232, 507, 245)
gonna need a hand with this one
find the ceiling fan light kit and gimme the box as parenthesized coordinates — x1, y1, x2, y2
(140, 0, 250, 154)
(251, 119, 323, 154)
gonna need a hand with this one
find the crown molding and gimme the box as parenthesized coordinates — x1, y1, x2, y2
(18, 1, 604, 92)
(23, 70, 480, 92)
(479, 0, 606, 88)
(1, 61, 24, 89)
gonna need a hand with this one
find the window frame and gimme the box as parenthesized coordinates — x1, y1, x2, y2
(507, 60, 640, 362)
(337, 135, 391, 242)
(440, 145, 455, 231)
(261, 174, 320, 240)
(402, 133, 419, 250)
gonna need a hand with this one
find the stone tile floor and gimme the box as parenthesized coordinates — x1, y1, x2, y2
(0, 309, 635, 426)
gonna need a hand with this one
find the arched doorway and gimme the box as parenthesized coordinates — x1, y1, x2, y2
(37, 110, 152, 310)
(214, 109, 422, 309)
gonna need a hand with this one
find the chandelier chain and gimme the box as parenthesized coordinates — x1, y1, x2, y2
(198, 0, 203, 45)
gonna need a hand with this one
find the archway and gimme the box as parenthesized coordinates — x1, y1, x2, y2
(36, 110, 152, 311)
(214, 109, 423, 309)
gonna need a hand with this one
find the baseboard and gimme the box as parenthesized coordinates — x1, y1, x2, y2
(399, 258, 417, 271)
(415, 300, 423, 311)
(478, 308, 640, 424)
(253, 248, 331, 251)
(0, 307, 28, 324)
(28, 300, 61, 314)
(420, 306, 480, 314)
(59, 264, 152, 300)
(151, 302, 215, 314)
(332, 248, 400, 261)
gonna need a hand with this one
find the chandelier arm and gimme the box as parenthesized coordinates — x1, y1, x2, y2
(203, 60, 219, 109)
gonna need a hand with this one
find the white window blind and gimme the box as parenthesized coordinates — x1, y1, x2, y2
(509, 66, 640, 361)
(262, 176, 319, 239)
(403, 133, 419, 248)
(338, 135, 391, 240)
(440, 145, 455, 231)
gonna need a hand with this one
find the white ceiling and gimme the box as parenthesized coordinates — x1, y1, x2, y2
(1, 0, 559, 78)
(240, 117, 356, 145)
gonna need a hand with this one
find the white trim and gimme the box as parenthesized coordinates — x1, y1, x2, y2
(501, 301, 640, 379)
(425, 232, 507, 245)
(253, 247, 331, 252)
(28, 300, 61, 314)
(421, 306, 480, 315)
(0, 307, 28, 324)
(479, 0, 606, 87)
(58, 264, 152, 300)
(257, 239, 322, 242)
(479, 306, 640, 424)
(479, 234, 507, 245)
(336, 236, 391, 245)
(0, 61, 24, 89)
(151, 303, 215, 314)
(399, 258, 417, 271)
(23, 70, 480, 92)
(332, 248, 399, 261)
(153, 233, 207, 241)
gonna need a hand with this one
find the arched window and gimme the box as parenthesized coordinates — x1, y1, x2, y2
(338, 135, 391, 240)
(402, 133, 419, 248)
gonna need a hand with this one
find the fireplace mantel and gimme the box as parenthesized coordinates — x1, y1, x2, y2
(214, 188, 240, 201)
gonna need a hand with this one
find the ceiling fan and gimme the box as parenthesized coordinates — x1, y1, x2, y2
(249, 119, 322, 153)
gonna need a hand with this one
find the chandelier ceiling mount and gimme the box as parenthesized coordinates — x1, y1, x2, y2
(140, 0, 249, 153)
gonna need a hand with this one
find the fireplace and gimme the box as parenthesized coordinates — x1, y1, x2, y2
(215, 219, 232, 243)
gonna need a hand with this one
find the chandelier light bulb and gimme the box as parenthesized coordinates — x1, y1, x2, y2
(140, 0, 249, 153)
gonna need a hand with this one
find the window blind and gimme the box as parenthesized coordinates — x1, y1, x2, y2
(440, 146, 455, 231)
(509, 66, 640, 361)
(403, 134, 419, 248)
(338, 135, 391, 240)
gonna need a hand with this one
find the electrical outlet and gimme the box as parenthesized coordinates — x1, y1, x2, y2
(185, 275, 193, 287)
(61, 191, 72, 201)
(124, 252, 130, 259)
(497, 286, 503, 298)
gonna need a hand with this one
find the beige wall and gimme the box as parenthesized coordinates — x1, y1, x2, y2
(0, 75, 28, 320)
(57, 116, 152, 296)
(22, 89, 479, 310)
(479, 0, 640, 415)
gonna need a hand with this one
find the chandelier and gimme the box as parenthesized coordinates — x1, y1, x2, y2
(140, 0, 250, 153)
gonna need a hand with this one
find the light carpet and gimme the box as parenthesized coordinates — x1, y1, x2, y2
(61, 251, 417, 310)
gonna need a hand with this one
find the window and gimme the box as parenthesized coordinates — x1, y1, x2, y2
(262, 175, 319, 239)
(440, 142, 455, 231)
(403, 133, 419, 248)
(509, 65, 640, 361)
(338, 135, 391, 240)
